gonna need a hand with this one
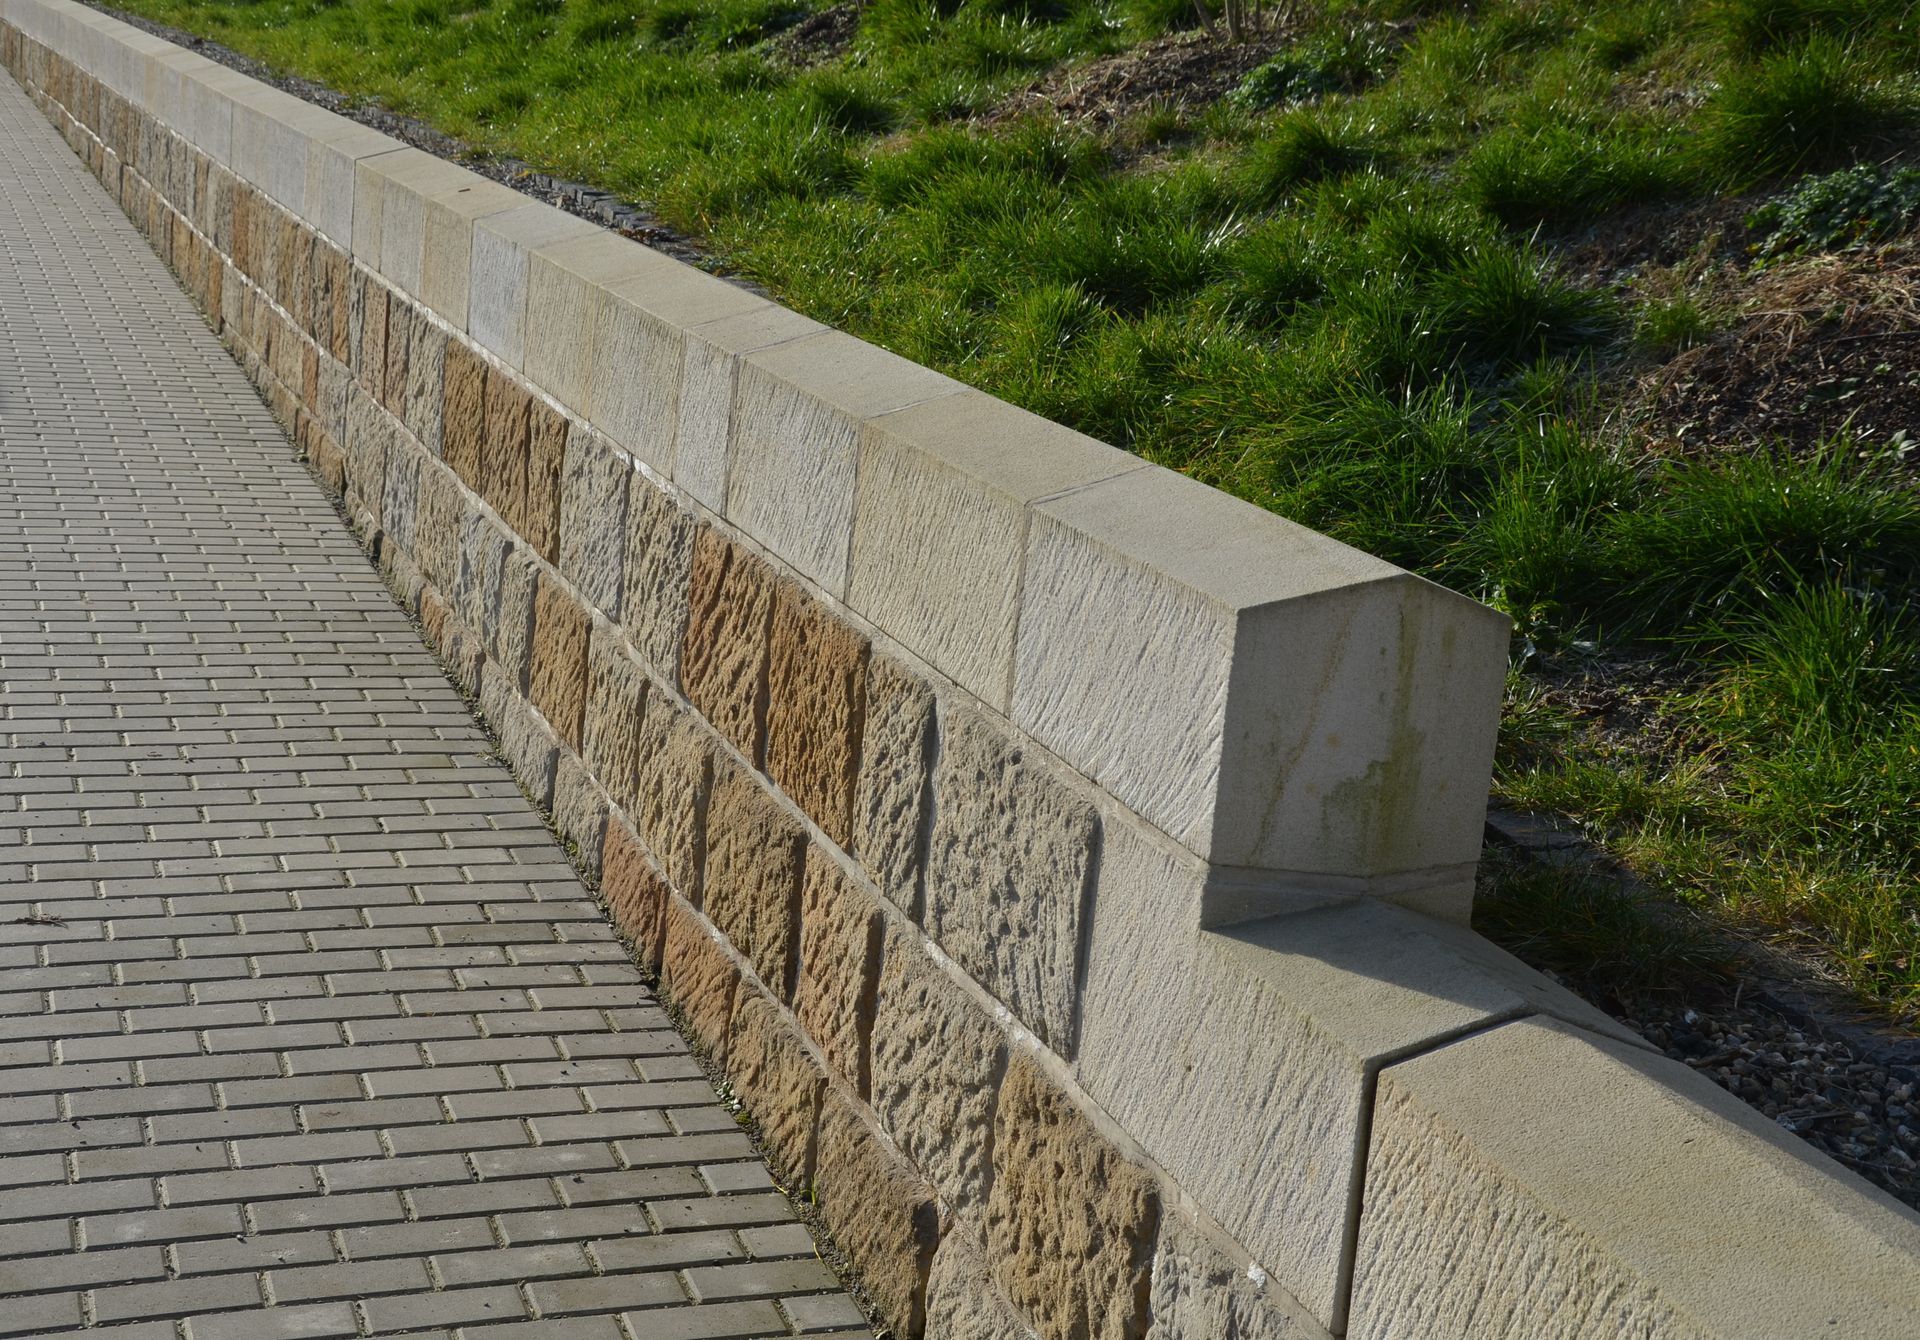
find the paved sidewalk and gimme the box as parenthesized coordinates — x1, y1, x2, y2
(0, 71, 867, 1340)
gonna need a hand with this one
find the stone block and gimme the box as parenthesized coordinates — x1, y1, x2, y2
(356, 149, 520, 323)
(631, 693, 712, 902)
(587, 264, 761, 474)
(522, 398, 568, 564)
(725, 991, 823, 1187)
(703, 758, 806, 1002)
(468, 202, 598, 370)
(381, 290, 411, 417)
(529, 578, 591, 749)
(850, 652, 934, 918)
(660, 896, 739, 1063)
(523, 232, 664, 415)
(550, 752, 610, 877)
(358, 277, 389, 402)
(491, 546, 541, 694)
(727, 330, 962, 596)
(305, 123, 397, 252)
(558, 423, 631, 619)
(1348, 1016, 1920, 1340)
(792, 847, 881, 1096)
(924, 703, 1095, 1053)
(620, 471, 696, 682)
(1148, 1216, 1326, 1340)
(479, 663, 559, 811)
(764, 581, 869, 848)
(580, 621, 649, 810)
(869, 923, 1004, 1221)
(227, 83, 314, 216)
(850, 391, 1140, 708)
(1010, 464, 1509, 896)
(986, 1054, 1159, 1340)
(481, 364, 532, 526)
(680, 530, 774, 763)
(455, 502, 513, 637)
(812, 1085, 939, 1339)
(925, 1230, 1036, 1340)
(400, 308, 446, 455)
(602, 818, 668, 973)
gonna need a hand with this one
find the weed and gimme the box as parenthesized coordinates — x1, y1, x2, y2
(1748, 162, 1920, 255)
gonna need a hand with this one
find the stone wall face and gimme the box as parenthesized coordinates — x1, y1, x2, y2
(7, 5, 1918, 1336)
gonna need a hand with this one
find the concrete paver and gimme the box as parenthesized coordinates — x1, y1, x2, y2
(0, 68, 865, 1338)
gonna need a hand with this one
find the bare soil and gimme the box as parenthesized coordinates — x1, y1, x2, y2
(982, 25, 1294, 130)
(764, 0, 865, 68)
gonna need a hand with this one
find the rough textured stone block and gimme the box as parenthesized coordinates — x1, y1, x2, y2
(1148, 1216, 1326, 1340)
(479, 662, 559, 810)
(851, 392, 1140, 708)
(660, 896, 739, 1063)
(558, 424, 631, 619)
(377, 422, 423, 553)
(455, 502, 513, 638)
(441, 337, 486, 491)
(792, 848, 881, 1096)
(621, 472, 696, 682)
(581, 622, 649, 810)
(1349, 1017, 1920, 1340)
(550, 752, 610, 877)
(400, 309, 445, 455)
(631, 694, 712, 902)
(490, 547, 541, 694)
(925, 703, 1095, 1053)
(468, 203, 598, 370)
(523, 232, 663, 415)
(358, 278, 389, 402)
(413, 464, 462, 596)
(1011, 464, 1509, 898)
(602, 818, 668, 973)
(764, 581, 869, 848)
(681, 530, 775, 763)
(926, 1231, 1037, 1340)
(986, 1054, 1159, 1340)
(381, 285, 411, 417)
(703, 758, 806, 1003)
(812, 1086, 939, 1339)
(728, 330, 963, 596)
(522, 398, 568, 564)
(870, 923, 1004, 1221)
(850, 653, 934, 919)
(529, 578, 591, 749)
(482, 364, 532, 526)
(725, 991, 822, 1187)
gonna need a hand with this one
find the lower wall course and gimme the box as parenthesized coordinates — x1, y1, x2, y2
(631, 695, 711, 904)
(659, 897, 738, 1064)
(725, 991, 822, 1188)
(528, 578, 591, 751)
(812, 1084, 939, 1340)
(703, 757, 805, 1005)
(580, 623, 648, 811)
(621, 471, 696, 687)
(792, 846, 881, 1099)
(549, 752, 610, 877)
(924, 1230, 1036, 1340)
(601, 819, 667, 974)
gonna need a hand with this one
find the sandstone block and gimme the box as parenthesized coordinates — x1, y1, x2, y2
(792, 848, 881, 1096)
(631, 693, 712, 902)
(399, 307, 445, 454)
(227, 83, 313, 216)
(479, 662, 559, 810)
(481, 364, 532, 526)
(725, 991, 822, 1187)
(869, 923, 1004, 1221)
(529, 578, 591, 749)
(550, 752, 610, 877)
(490, 546, 541, 693)
(358, 278, 389, 402)
(681, 530, 774, 762)
(850, 391, 1140, 708)
(558, 423, 631, 619)
(468, 202, 598, 370)
(727, 329, 962, 596)
(765, 581, 869, 848)
(304, 122, 396, 251)
(455, 502, 513, 638)
(925, 703, 1095, 1053)
(523, 232, 663, 414)
(987, 1054, 1159, 1340)
(620, 471, 696, 682)
(926, 1230, 1039, 1340)
(703, 758, 806, 1002)
(1010, 464, 1508, 897)
(813, 1085, 939, 1339)
(850, 653, 934, 918)
(522, 398, 568, 564)
(1148, 1215, 1325, 1340)
(660, 896, 739, 1062)
(1349, 1017, 1920, 1340)
(602, 818, 668, 973)
(581, 621, 649, 810)
(379, 275, 412, 417)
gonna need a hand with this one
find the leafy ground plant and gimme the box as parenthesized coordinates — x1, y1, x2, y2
(96, 0, 1920, 1014)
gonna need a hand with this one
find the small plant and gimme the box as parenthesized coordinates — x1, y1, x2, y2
(1748, 162, 1920, 257)
(1634, 295, 1716, 355)
(1696, 34, 1917, 184)
(1229, 22, 1397, 110)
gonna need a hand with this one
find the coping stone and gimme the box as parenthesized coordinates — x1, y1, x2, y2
(674, 303, 824, 514)
(522, 232, 672, 417)
(468, 203, 599, 370)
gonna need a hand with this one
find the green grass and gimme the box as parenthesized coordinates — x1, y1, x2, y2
(97, 0, 1920, 1013)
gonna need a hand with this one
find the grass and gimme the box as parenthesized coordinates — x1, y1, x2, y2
(93, 0, 1920, 1013)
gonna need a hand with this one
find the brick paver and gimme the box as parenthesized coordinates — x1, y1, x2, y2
(0, 71, 867, 1339)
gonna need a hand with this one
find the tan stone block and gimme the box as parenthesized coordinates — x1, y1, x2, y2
(1148, 1215, 1325, 1340)
(632, 692, 712, 901)
(326, 247, 351, 362)
(926, 1229, 1039, 1340)
(765, 581, 869, 848)
(382, 288, 410, 416)
(523, 398, 568, 564)
(813, 1085, 939, 1340)
(681, 530, 774, 762)
(622, 470, 696, 682)
(792, 848, 881, 1096)
(400, 309, 446, 455)
(726, 991, 823, 1187)
(490, 547, 541, 694)
(703, 758, 805, 1002)
(986, 1055, 1159, 1340)
(602, 818, 668, 973)
(849, 657, 932, 918)
(558, 423, 631, 618)
(529, 578, 591, 749)
(359, 277, 388, 401)
(550, 752, 610, 877)
(483, 364, 532, 525)
(441, 338, 486, 492)
(581, 621, 648, 810)
(660, 896, 738, 1062)
(479, 661, 560, 809)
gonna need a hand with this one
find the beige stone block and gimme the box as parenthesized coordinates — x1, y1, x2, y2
(703, 757, 806, 1002)
(850, 653, 933, 918)
(482, 365, 532, 525)
(725, 991, 822, 1186)
(1148, 1215, 1327, 1340)
(581, 620, 648, 811)
(1011, 465, 1509, 893)
(621, 470, 696, 682)
(870, 923, 1004, 1220)
(812, 1085, 939, 1339)
(727, 330, 963, 596)
(522, 232, 664, 415)
(479, 662, 559, 810)
(226, 83, 315, 216)
(529, 578, 591, 749)
(792, 847, 881, 1095)
(523, 398, 568, 565)
(986, 1054, 1159, 1340)
(357, 149, 519, 323)
(1349, 1016, 1920, 1340)
(850, 391, 1141, 708)
(558, 423, 630, 620)
(550, 752, 609, 877)
(601, 818, 668, 973)
(660, 896, 738, 1063)
(925, 1230, 1037, 1340)
(680, 530, 774, 763)
(925, 702, 1094, 1053)
(455, 502, 513, 637)
(631, 694, 712, 902)
(765, 581, 869, 848)
(468, 202, 598, 370)
(399, 307, 445, 455)
(490, 546, 541, 694)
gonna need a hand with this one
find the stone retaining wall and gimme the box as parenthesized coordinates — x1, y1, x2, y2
(6, 3, 1918, 1334)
